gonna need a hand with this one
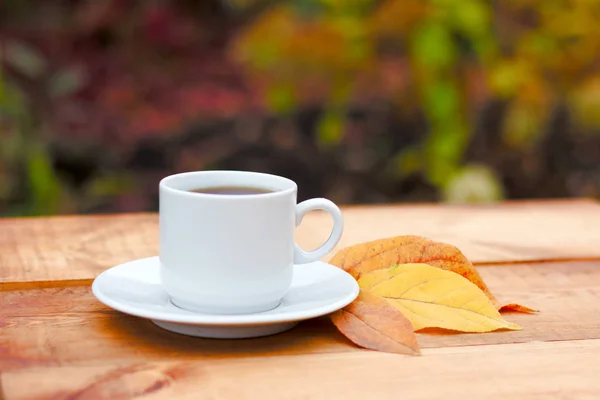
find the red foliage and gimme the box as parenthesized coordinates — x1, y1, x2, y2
(1, 1, 257, 147)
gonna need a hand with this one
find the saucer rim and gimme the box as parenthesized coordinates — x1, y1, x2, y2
(91, 256, 359, 326)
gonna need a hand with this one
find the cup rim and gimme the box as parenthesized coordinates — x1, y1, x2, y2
(159, 170, 298, 199)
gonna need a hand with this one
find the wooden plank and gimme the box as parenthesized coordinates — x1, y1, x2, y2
(297, 198, 600, 265)
(3, 339, 600, 399)
(1, 261, 599, 371)
(0, 214, 158, 285)
(2, 199, 600, 284)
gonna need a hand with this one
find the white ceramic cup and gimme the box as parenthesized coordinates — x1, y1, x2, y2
(159, 170, 344, 314)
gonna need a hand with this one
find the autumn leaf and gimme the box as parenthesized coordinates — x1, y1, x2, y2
(330, 235, 497, 302)
(499, 303, 538, 313)
(330, 290, 421, 356)
(358, 263, 522, 333)
(329, 235, 535, 313)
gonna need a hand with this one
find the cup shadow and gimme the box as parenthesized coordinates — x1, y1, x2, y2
(99, 313, 347, 359)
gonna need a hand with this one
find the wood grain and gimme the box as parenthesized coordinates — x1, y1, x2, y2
(1, 201, 600, 399)
(1, 261, 599, 371)
(2, 199, 600, 285)
(0, 213, 158, 285)
(3, 339, 600, 400)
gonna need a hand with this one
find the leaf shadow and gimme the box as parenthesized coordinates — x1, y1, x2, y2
(416, 326, 520, 336)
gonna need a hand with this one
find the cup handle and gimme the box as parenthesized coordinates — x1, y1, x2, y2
(294, 198, 344, 264)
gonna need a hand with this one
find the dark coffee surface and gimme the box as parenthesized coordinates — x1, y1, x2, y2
(189, 186, 274, 195)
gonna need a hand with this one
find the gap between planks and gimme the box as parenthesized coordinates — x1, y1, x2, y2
(473, 256, 600, 266)
(0, 279, 93, 291)
(3, 257, 600, 291)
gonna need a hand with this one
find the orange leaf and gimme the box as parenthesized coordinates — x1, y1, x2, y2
(330, 290, 421, 355)
(499, 303, 538, 313)
(329, 235, 534, 313)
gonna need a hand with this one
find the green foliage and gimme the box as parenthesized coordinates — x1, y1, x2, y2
(317, 108, 345, 148)
(266, 83, 296, 114)
(443, 164, 504, 204)
(1, 52, 62, 216)
(26, 144, 61, 215)
(48, 67, 86, 99)
(4, 40, 46, 78)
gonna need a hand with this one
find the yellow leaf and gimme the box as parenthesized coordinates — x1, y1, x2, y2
(358, 263, 522, 333)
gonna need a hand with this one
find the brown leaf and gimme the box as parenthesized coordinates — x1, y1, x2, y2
(330, 290, 421, 355)
(329, 235, 534, 313)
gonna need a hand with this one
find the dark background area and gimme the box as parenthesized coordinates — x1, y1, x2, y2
(1, 0, 599, 216)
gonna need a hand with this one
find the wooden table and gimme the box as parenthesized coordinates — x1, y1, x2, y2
(1, 199, 600, 399)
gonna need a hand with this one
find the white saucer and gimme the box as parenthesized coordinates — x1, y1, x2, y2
(91, 256, 359, 339)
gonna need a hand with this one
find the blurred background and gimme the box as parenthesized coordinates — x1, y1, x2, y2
(1, 0, 599, 217)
